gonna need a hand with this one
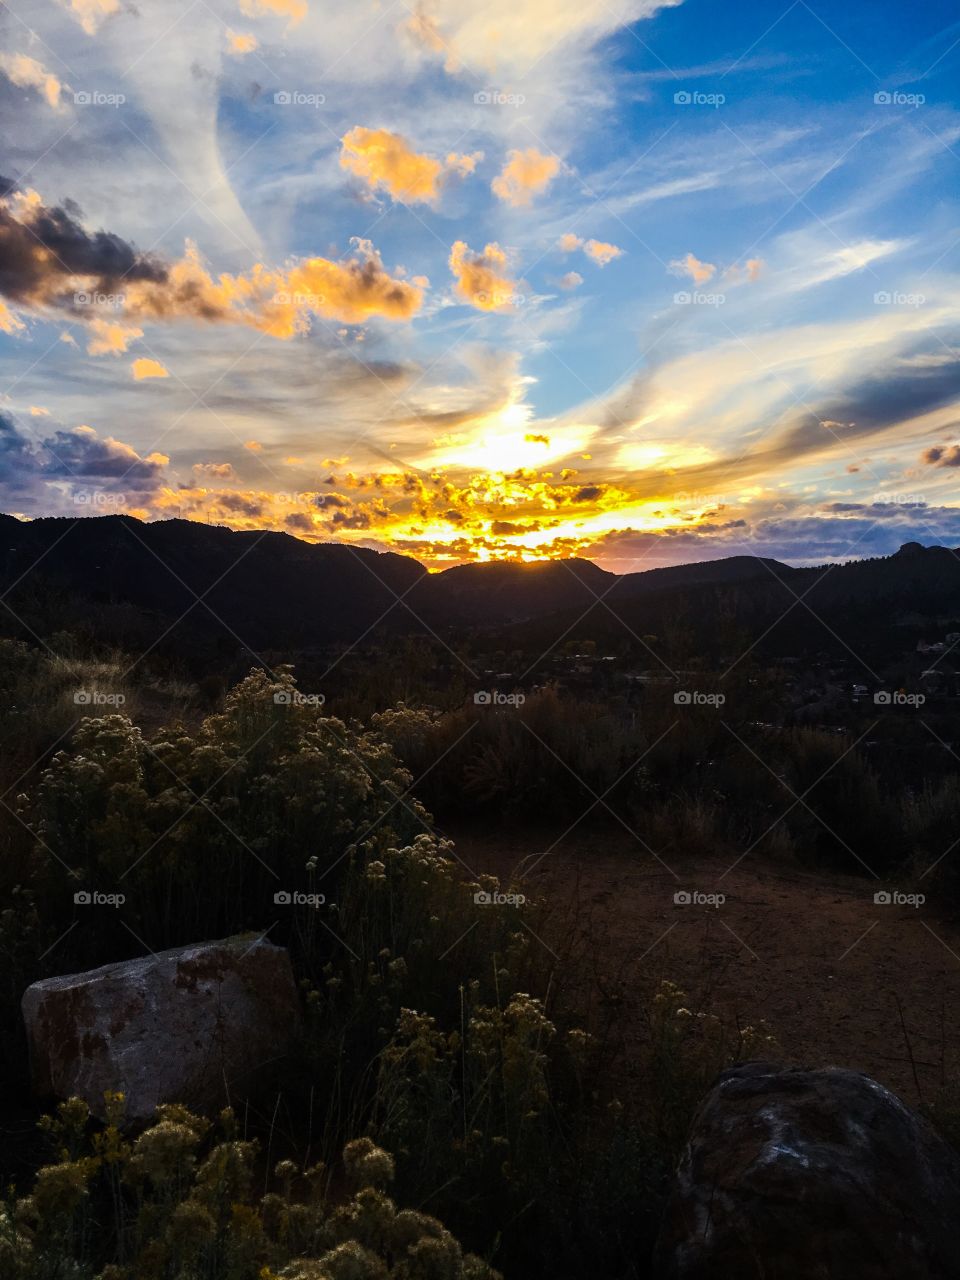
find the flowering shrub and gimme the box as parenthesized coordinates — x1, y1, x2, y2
(24, 668, 429, 961)
(4, 1098, 500, 1280)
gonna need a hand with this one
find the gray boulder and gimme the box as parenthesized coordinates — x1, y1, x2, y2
(22, 934, 299, 1123)
(655, 1061, 960, 1279)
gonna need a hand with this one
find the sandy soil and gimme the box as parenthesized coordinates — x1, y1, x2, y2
(447, 822, 960, 1105)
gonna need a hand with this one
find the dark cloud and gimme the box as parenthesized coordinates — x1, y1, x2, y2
(0, 191, 167, 307)
(0, 411, 166, 512)
(922, 444, 960, 468)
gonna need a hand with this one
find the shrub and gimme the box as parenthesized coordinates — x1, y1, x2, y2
(10, 1098, 501, 1280)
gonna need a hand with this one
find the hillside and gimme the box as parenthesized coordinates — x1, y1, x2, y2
(2, 514, 960, 666)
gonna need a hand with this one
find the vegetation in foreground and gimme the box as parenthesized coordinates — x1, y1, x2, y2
(2, 632, 951, 1276)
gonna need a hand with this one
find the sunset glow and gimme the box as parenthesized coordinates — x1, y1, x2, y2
(1, 1, 959, 569)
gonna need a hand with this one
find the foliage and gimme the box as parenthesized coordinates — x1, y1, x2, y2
(5, 1098, 500, 1280)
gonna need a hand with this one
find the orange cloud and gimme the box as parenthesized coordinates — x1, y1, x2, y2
(671, 252, 716, 286)
(226, 29, 259, 54)
(0, 54, 64, 109)
(238, 0, 307, 26)
(131, 357, 169, 380)
(492, 148, 560, 208)
(584, 239, 622, 267)
(402, 2, 460, 72)
(0, 300, 24, 335)
(725, 257, 764, 284)
(340, 127, 480, 205)
(557, 233, 583, 253)
(449, 241, 519, 311)
(557, 271, 583, 290)
(59, 0, 119, 35)
(121, 241, 424, 333)
(87, 318, 144, 356)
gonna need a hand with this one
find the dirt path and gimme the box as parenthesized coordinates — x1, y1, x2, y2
(448, 823, 960, 1105)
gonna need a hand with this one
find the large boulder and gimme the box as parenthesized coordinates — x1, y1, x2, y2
(22, 934, 300, 1123)
(654, 1061, 960, 1280)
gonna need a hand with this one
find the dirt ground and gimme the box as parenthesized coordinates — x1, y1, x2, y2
(447, 821, 960, 1105)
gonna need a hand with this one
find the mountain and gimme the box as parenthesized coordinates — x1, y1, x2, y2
(1, 513, 959, 666)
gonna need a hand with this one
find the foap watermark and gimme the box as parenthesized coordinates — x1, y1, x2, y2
(674, 289, 725, 307)
(274, 889, 326, 906)
(474, 89, 526, 107)
(674, 690, 726, 707)
(74, 889, 125, 907)
(674, 89, 725, 108)
(874, 690, 925, 707)
(272, 290, 325, 308)
(274, 690, 325, 706)
(673, 490, 727, 508)
(74, 90, 125, 108)
(874, 90, 925, 107)
(874, 889, 925, 908)
(674, 890, 725, 906)
(74, 490, 127, 508)
(274, 90, 326, 107)
(476, 290, 525, 308)
(74, 290, 126, 309)
(871, 492, 926, 507)
(474, 889, 526, 906)
(74, 690, 125, 706)
(874, 290, 925, 308)
(474, 689, 526, 707)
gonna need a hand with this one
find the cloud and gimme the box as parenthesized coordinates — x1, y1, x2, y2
(238, 0, 308, 27)
(0, 300, 24, 335)
(0, 413, 168, 513)
(226, 29, 259, 55)
(0, 186, 424, 335)
(0, 184, 167, 308)
(670, 252, 716, 286)
(401, 2, 459, 72)
(193, 461, 237, 479)
(0, 54, 65, 110)
(492, 148, 560, 207)
(131, 357, 170, 379)
(557, 271, 583, 290)
(449, 241, 519, 310)
(557, 233, 623, 267)
(583, 239, 623, 267)
(87, 319, 144, 356)
(58, 0, 119, 35)
(922, 444, 960, 468)
(340, 128, 480, 205)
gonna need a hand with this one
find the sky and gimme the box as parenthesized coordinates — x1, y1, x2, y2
(1, 0, 959, 572)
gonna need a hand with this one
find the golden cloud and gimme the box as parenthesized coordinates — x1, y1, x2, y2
(59, 0, 119, 35)
(402, 2, 460, 72)
(0, 300, 24, 335)
(491, 148, 560, 207)
(449, 240, 519, 311)
(226, 29, 259, 54)
(238, 0, 307, 27)
(0, 54, 64, 110)
(0, 185, 425, 337)
(131, 357, 169, 380)
(340, 127, 481, 205)
(583, 239, 622, 267)
(87, 318, 144, 356)
(670, 252, 716, 286)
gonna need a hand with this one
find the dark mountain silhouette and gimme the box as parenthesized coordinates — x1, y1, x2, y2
(1, 513, 959, 667)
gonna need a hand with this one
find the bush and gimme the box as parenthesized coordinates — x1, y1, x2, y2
(6, 1098, 500, 1280)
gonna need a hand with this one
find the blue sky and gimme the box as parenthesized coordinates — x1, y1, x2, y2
(1, 0, 959, 569)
